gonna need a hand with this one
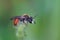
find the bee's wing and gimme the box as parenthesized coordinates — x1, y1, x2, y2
(10, 16, 21, 20)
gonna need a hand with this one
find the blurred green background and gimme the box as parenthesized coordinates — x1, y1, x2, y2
(0, 0, 60, 40)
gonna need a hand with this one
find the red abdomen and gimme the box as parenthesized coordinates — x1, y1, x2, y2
(14, 18, 19, 26)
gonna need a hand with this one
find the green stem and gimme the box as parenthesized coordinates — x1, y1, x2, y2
(15, 23, 27, 40)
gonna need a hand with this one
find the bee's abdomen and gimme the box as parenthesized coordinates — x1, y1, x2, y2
(14, 18, 19, 26)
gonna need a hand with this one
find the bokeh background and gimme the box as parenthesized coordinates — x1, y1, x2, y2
(0, 0, 60, 40)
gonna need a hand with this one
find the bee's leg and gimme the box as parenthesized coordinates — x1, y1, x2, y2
(23, 20, 28, 26)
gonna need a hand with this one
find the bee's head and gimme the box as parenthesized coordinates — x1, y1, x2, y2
(28, 17, 35, 24)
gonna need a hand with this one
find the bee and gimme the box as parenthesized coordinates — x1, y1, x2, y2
(10, 14, 36, 26)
